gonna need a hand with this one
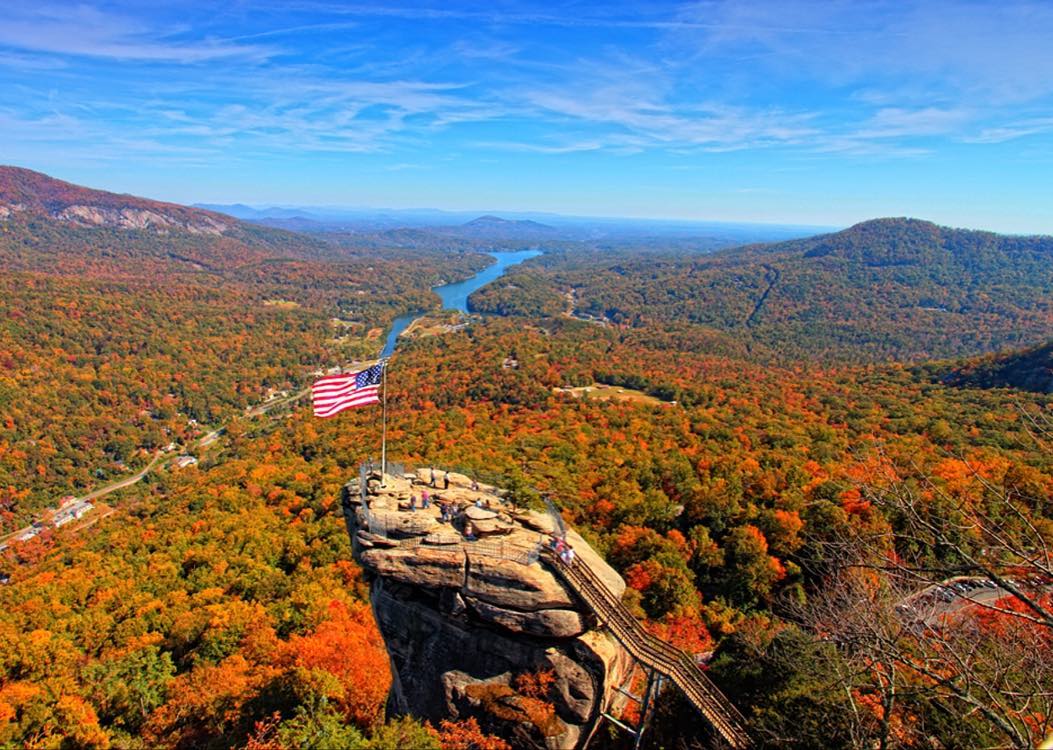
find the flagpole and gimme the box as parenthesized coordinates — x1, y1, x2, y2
(380, 359, 388, 486)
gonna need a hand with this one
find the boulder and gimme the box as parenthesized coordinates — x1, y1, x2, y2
(369, 508, 440, 538)
(359, 546, 466, 589)
(465, 505, 500, 521)
(467, 597, 586, 638)
(465, 554, 575, 611)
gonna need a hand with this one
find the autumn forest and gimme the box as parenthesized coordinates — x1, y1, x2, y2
(0, 167, 1051, 749)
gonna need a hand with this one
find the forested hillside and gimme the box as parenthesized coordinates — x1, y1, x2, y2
(470, 218, 1053, 363)
(0, 173, 1050, 750)
(0, 170, 492, 526)
(3, 310, 1051, 748)
(943, 340, 1053, 393)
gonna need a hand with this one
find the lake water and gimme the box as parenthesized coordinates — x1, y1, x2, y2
(381, 249, 541, 358)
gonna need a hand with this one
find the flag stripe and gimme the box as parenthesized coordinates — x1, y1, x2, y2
(313, 391, 381, 410)
(313, 389, 380, 417)
(313, 384, 379, 405)
(311, 381, 359, 397)
(312, 373, 354, 386)
(311, 374, 356, 388)
(314, 401, 375, 418)
(312, 388, 380, 407)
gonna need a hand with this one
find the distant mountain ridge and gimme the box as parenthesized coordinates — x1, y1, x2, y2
(0, 166, 233, 235)
(462, 214, 554, 231)
(746, 217, 1053, 266)
(441, 214, 561, 242)
(196, 202, 830, 247)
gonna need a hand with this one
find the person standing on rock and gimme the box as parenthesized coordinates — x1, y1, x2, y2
(422, 489, 430, 509)
(430, 468, 437, 487)
(464, 521, 476, 541)
(409, 494, 417, 511)
(444, 471, 450, 490)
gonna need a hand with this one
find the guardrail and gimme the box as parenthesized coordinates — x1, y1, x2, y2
(542, 549, 752, 749)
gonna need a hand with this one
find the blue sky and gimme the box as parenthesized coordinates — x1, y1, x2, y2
(2, 1, 1053, 232)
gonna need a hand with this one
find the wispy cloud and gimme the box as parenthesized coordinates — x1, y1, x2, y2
(675, 0, 1053, 103)
(1, 0, 1052, 229)
(0, 5, 274, 62)
(965, 117, 1053, 144)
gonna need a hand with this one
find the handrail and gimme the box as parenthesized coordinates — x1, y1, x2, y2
(542, 549, 751, 749)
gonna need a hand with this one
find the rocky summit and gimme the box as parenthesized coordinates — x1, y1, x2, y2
(343, 466, 633, 749)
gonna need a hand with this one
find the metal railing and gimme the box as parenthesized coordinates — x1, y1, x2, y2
(542, 548, 752, 749)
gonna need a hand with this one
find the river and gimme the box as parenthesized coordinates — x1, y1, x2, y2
(381, 249, 541, 358)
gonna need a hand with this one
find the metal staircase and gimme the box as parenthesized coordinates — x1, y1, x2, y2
(542, 549, 752, 749)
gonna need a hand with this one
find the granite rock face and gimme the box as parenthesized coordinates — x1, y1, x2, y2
(345, 468, 633, 749)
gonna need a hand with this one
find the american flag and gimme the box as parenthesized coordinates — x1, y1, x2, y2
(311, 360, 385, 418)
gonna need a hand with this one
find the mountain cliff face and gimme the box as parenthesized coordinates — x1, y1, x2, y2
(0, 166, 333, 272)
(344, 468, 633, 749)
(0, 166, 233, 235)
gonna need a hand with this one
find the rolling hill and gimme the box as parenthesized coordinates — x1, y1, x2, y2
(469, 217, 1053, 363)
(945, 340, 1053, 393)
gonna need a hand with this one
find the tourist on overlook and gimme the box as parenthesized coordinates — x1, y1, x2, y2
(464, 521, 476, 541)
(430, 468, 437, 487)
(421, 489, 430, 508)
(409, 494, 416, 511)
(444, 471, 450, 489)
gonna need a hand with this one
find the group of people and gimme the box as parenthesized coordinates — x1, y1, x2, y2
(551, 534, 575, 565)
(429, 468, 452, 490)
(408, 490, 458, 522)
(402, 469, 493, 543)
(409, 489, 431, 511)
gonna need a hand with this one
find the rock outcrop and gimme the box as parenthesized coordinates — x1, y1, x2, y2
(344, 468, 633, 749)
(0, 165, 232, 235)
(55, 204, 229, 234)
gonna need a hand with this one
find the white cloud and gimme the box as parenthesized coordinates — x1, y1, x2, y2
(965, 117, 1053, 144)
(0, 5, 274, 63)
